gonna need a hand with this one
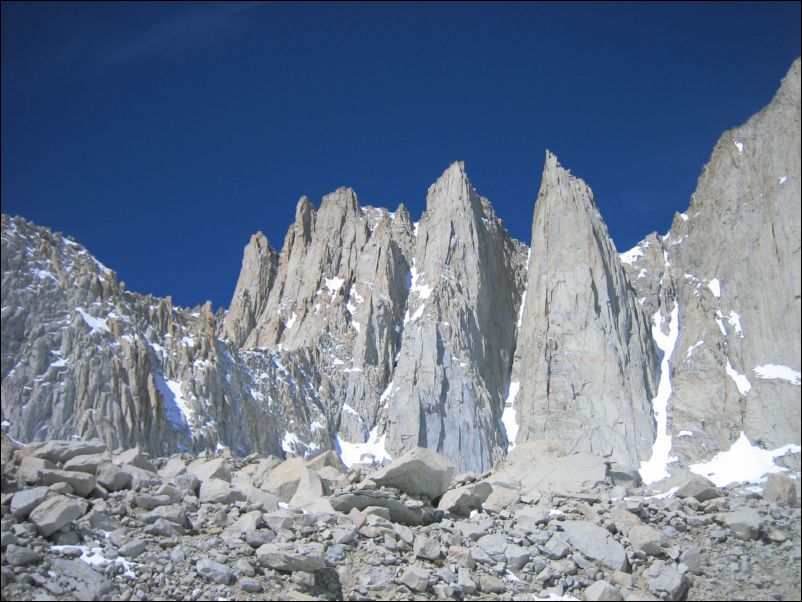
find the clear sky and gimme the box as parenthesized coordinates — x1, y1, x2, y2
(2, 2, 800, 310)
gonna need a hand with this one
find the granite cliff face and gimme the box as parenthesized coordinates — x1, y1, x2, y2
(508, 152, 660, 470)
(2, 59, 799, 478)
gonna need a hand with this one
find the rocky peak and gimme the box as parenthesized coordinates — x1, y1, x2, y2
(509, 151, 659, 468)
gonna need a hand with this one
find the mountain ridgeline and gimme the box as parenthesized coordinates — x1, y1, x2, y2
(2, 59, 799, 477)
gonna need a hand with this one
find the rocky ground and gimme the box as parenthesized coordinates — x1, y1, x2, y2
(1, 436, 799, 602)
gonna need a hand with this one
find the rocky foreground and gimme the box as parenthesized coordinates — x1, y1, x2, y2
(1, 437, 799, 602)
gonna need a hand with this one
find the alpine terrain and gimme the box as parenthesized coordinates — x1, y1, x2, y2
(0, 59, 799, 602)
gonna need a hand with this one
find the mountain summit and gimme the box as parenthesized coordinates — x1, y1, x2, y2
(2, 59, 799, 480)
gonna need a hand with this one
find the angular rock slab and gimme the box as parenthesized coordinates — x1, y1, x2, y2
(371, 447, 455, 500)
(561, 520, 628, 572)
(256, 542, 325, 572)
(29, 495, 88, 536)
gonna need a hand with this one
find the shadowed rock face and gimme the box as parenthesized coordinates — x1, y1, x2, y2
(1, 59, 799, 474)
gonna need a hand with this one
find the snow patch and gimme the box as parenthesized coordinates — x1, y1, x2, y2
(32, 269, 59, 283)
(619, 245, 644, 265)
(351, 320, 361, 333)
(690, 432, 801, 487)
(153, 372, 194, 431)
(336, 426, 391, 468)
(714, 311, 728, 336)
(725, 359, 751, 395)
(707, 278, 721, 298)
(502, 381, 520, 450)
(639, 302, 680, 485)
(324, 276, 345, 298)
(342, 404, 359, 416)
(734, 140, 744, 153)
(727, 311, 743, 337)
(75, 307, 110, 334)
(685, 340, 704, 360)
(285, 312, 297, 329)
(779, 176, 787, 184)
(51, 545, 137, 579)
(676, 431, 693, 438)
(753, 364, 801, 385)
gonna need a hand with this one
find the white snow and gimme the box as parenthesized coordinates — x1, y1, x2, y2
(153, 372, 194, 430)
(379, 381, 396, 406)
(619, 245, 644, 265)
(707, 278, 721, 298)
(753, 364, 801, 385)
(676, 430, 693, 438)
(1, 420, 9, 428)
(32, 268, 59, 283)
(336, 426, 391, 468)
(75, 307, 110, 334)
(779, 176, 787, 184)
(690, 432, 802, 487)
(685, 340, 704, 360)
(310, 421, 325, 432)
(346, 301, 357, 314)
(516, 290, 527, 328)
(502, 381, 520, 450)
(734, 140, 744, 153)
(51, 545, 137, 579)
(413, 221, 419, 238)
(409, 266, 433, 300)
(351, 320, 361, 333)
(285, 312, 297, 329)
(727, 311, 743, 337)
(714, 311, 728, 336)
(180, 335, 196, 347)
(680, 212, 689, 221)
(342, 404, 359, 416)
(409, 304, 426, 322)
(725, 359, 752, 395)
(281, 431, 302, 455)
(639, 303, 680, 485)
(324, 276, 345, 298)
(646, 486, 680, 500)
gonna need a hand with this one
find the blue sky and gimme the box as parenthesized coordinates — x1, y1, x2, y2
(2, 2, 800, 309)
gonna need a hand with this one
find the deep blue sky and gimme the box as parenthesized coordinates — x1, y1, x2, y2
(2, 2, 800, 309)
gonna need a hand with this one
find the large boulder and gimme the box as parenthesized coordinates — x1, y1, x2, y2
(31, 440, 107, 464)
(39, 469, 96, 497)
(763, 473, 799, 506)
(29, 495, 88, 536)
(289, 468, 324, 509)
(561, 520, 629, 572)
(371, 447, 455, 500)
(10, 486, 50, 519)
(199, 479, 246, 505)
(675, 473, 721, 502)
(256, 542, 325, 572)
(112, 447, 158, 473)
(261, 457, 307, 502)
(490, 441, 608, 496)
(186, 457, 232, 483)
(438, 481, 493, 516)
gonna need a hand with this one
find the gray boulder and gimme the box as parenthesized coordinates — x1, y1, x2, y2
(256, 542, 325, 572)
(371, 447, 455, 499)
(29, 494, 88, 536)
(562, 520, 629, 572)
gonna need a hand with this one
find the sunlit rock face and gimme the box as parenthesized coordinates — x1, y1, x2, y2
(2, 59, 799, 475)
